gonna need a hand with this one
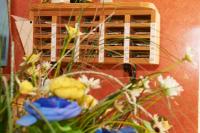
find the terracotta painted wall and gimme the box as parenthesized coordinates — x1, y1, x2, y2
(4, 0, 200, 132)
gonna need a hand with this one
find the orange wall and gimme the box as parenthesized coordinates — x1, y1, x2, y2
(5, 0, 200, 132)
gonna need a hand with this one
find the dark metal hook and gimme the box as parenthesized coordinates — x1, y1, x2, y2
(123, 63, 136, 81)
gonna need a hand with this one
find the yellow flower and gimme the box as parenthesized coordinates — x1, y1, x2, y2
(26, 65, 40, 76)
(114, 100, 124, 112)
(80, 95, 98, 109)
(182, 47, 193, 62)
(24, 53, 41, 64)
(49, 76, 86, 100)
(19, 80, 37, 95)
(20, 53, 41, 66)
(65, 25, 82, 38)
(41, 61, 51, 71)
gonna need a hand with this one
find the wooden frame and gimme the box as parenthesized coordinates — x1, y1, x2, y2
(30, 2, 160, 64)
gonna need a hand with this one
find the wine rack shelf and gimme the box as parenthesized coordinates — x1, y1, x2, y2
(30, 2, 160, 64)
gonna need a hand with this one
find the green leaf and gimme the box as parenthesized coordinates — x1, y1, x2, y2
(51, 122, 72, 132)
(0, 122, 5, 133)
(28, 126, 43, 133)
(66, 129, 84, 133)
(28, 103, 56, 133)
(142, 120, 156, 133)
(129, 123, 146, 133)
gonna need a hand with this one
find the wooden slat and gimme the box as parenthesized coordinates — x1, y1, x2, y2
(130, 34, 150, 39)
(104, 45, 149, 50)
(34, 24, 52, 27)
(129, 46, 149, 50)
(31, 2, 158, 11)
(34, 44, 51, 49)
(80, 23, 100, 27)
(105, 34, 150, 39)
(32, 10, 154, 17)
(57, 24, 75, 27)
(80, 45, 98, 49)
(34, 34, 51, 38)
(130, 23, 151, 27)
(105, 23, 124, 27)
(105, 34, 124, 39)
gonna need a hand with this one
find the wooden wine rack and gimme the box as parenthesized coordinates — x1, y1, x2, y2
(30, 2, 160, 64)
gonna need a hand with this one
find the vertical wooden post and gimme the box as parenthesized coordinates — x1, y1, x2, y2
(51, 16, 57, 62)
(149, 10, 160, 64)
(124, 15, 130, 63)
(99, 15, 105, 63)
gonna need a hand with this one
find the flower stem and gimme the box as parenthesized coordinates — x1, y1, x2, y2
(2, 77, 13, 133)
(32, 63, 37, 87)
(65, 70, 125, 87)
(10, 41, 15, 99)
(54, 36, 72, 77)
(28, 102, 56, 133)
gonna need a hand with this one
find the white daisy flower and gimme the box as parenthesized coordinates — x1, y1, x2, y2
(157, 75, 183, 98)
(79, 75, 101, 90)
(128, 76, 151, 104)
(129, 88, 144, 102)
(153, 114, 172, 133)
(139, 76, 150, 90)
(41, 61, 52, 70)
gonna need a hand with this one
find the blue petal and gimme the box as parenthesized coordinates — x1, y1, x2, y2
(36, 97, 57, 108)
(35, 98, 56, 108)
(24, 102, 41, 118)
(95, 129, 103, 133)
(62, 105, 82, 119)
(95, 128, 113, 133)
(57, 98, 70, 108)
(16, 115, 37, 126)
(23, 98, 81, 122)
(45, 102, 80, 116)
(102, 129, 113, 133)
(35, 97, 70, 108)
(45, 105, 82, 121)
(118, 127, 137, 133)
(30, 102, 80, 117)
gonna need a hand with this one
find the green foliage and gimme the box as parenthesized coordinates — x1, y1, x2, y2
(142, 120, 156, 133)
(27, 121, 84, 133)
(28, 126, 43, 133)
(0, 76, 13, 133)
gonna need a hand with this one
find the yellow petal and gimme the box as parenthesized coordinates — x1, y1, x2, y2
(26, 66, 40, 76)
(162, 120, 172, 131)
(53, 87, 84, 100)
(49, 76, 86, 92)
(114, 100, 124, 112)
(19, 80, 35, 95)
(81, 95, 98, 109)
(25, 53, 41, 64)
(65, 25, 82, 38)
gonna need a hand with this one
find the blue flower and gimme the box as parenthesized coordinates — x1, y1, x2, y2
(96, 127, 137, 133)
(95, 128, 114, 133)
(118, 126, 137, 133)
(16, 97, 82, 126)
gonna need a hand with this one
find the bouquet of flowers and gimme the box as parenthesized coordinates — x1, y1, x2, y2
(0, 24, 193, 133)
